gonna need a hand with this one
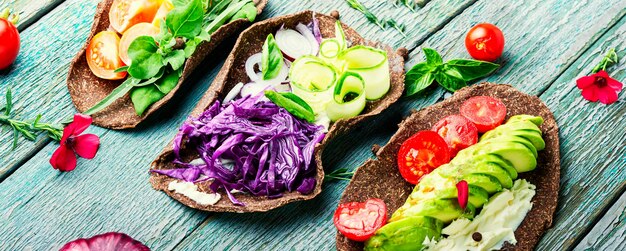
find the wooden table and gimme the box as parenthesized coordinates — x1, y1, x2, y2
(1, 0, 625, 250)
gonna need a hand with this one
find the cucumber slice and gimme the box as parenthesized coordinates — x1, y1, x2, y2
(289, 56, 337, 115)
(326, 72, 367, 122)
(320, 39, 341, 59)
(338, 46, 390, 100)
(334, 21, 347, 51)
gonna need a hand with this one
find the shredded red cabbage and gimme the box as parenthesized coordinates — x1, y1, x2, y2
(152, 95, 325, 206)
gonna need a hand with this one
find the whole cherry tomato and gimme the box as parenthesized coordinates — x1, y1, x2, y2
(0, 12, 20, 70)
(465, 23, 505, 62)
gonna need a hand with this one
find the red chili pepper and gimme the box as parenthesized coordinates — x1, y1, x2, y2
(457, 180, 468, 209)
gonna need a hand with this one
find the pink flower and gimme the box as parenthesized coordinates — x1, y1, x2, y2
(576, 70, 623, 105)
(49, 114, 100, 172)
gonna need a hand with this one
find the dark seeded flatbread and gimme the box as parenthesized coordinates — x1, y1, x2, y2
(66, 0, 268, 129)
(149, 10, 406, 213)
(336, 83, 560, 251)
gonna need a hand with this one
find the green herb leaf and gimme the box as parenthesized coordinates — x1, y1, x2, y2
(264, 90, 316, 122)
(324, 167, 355, 181)
(83, 77, 140, 116)
(114, 66, 129, 73)
(155, 69, 181, 94)
(434, 69, 467, 92)
(229, 2, 257, 22)
(445, 59, 499, 81)
(423, 48, 443, 66)
(261, 34, 283, 80)
(345, 0, 385, 29)
(205, 0, 251, 34)
(404, 62, 436, 96)
(4, 88, 12, 116)
(166, 0, 205, 39)
(165, 49, 186, 70)
(127, 36, 164, 79)
(386, 19, 406, 37)
(130, 70, 180, 116)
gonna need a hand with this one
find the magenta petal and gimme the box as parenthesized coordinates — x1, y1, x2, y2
(50, 145, 77, 172)
(581, 86, 600, 102)
(607, 77, 623, 92)
(73, 134, 100, 159)
(598, 86, 618, 105)
(576, 75, 596, 89)
(72, 114, 93, 135)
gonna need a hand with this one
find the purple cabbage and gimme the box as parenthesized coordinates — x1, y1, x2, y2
(152, 95, 325, 206)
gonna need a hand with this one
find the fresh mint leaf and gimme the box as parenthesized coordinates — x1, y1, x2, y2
(434, 70, 466, 92)
(404, 62, 436, 96)
(261, 34, 283, 80)
(445, 59, 499, 81)
(127, 36, 164, 80)
(166, 0, 205, 39)
(423, 47, 443, 66)
(165, 50, 186, 70)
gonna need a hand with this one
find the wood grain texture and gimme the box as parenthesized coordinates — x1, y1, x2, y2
(175, 0, 626, 250)
(574, 191, 626, 251)
(3, 0, 65, 31)
(0, 0, 625, 251)
(533, 16, 626, 249)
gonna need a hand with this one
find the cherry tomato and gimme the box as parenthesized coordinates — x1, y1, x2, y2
(0, 18, 19, 70)
(333, 198, 387, 242)
(465, 23, 505, 62)
(460, 96, 507, 133)
(86, 31, 127, 80)
(119, 22, 159, 65)
(109, 0, 160, 33)
(397, 131, 451, 184)
(432, 115, 478, 157)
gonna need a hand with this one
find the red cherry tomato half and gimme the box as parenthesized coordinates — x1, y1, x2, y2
(334, 198, 388, 242)
(0, 18, 20, 70)
(460, 96, 507, 133)
(465, 23, 505, 62)
(397, 131, 451, 184)
(432, 115, 478, 157)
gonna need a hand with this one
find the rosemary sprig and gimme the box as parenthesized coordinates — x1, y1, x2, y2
(0, 89, 63, 149)
(325, 168, 356, 181)
(386, 19, 407, 37)
(592, 48, 619, 73)
(345, 0, 385, 30)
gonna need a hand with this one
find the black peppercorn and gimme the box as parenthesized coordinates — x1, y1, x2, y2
(472, 232, 482, 242)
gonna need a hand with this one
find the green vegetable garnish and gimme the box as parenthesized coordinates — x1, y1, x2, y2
(264, 90, 315, 123)
(405, 48, 500, 96)
(345, 0, 385, 29)
(261, 34, 284, 80)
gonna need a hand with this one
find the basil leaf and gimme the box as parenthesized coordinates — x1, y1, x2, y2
(423, 47, 443, 66)
(404, 62, 436, 96)
(445, 59, 499, 81)
(130, 85, 165, 116)
(262, 34, 283, 80)
(264, 90, 315, 122)
(84, 77, 140, 116)
(127, 36, 164, 80)
(166, 0, 204, 39)
(434, 70, 466, 92)
(165, 50, 186, 70)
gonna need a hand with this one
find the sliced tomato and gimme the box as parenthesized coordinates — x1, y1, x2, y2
(152, 0, 174, 27)
(432, 115, 478, 157)
(460, 96, 507, 133)
(119, 22, 160, 65)
(86, 31, 127, 80)
(109, 0, 160, 33)
(333, 198, 387, 242)
(397, 131, 450, 184)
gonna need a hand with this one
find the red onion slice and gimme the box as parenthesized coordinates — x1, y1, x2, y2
(275, 27, 312, 61)
(296, 23, 320, 56)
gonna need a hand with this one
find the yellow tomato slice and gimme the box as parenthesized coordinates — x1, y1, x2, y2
(109, 0, 160, 33)
(152, 0, 174, 27)
(119, 22, 160, 65)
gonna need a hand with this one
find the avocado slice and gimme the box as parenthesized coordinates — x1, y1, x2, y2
(484, 141, 537, 173)
(390, 198, 475, 223)
(453, 152, 518, 180)
(437, 184, 489, 208)
(493, 120, 541, 133)
(507, 114, 544, 126)
(482, 129, 545, 151)
(462, 174, 503, 194)
(484, 135, 538, 158)
(365, 216, 443, 251)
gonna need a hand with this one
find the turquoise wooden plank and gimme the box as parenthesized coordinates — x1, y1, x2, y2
(0, 0, 477, 250)
(533, 17, 626, 249)
(574, 191, 626, 251)
(176, 1, 626, 250)
(0, 0, 101, 181)
(2, 0, 65, 31)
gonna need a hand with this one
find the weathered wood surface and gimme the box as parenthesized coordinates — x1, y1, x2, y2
(574, 191, 626, 251)
(0, 0, 625, 250)
(1, 0, 64, 31)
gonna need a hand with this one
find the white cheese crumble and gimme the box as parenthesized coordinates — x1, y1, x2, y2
(168, 181, 221, 206)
